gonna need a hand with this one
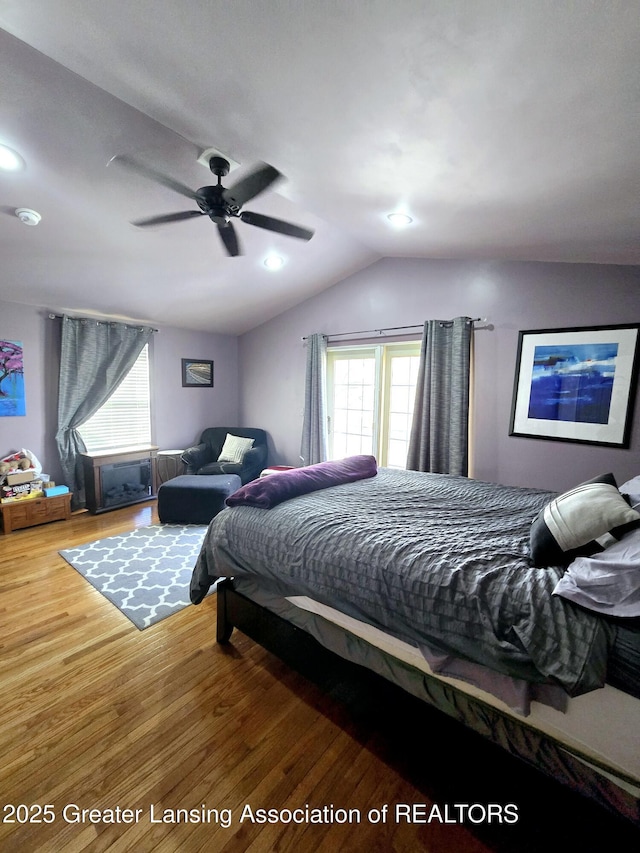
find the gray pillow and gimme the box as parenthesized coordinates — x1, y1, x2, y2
(530, 473, 640, 568)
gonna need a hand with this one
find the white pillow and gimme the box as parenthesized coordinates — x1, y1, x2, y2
(619, 475, 640, 509)
(553, 527, 640, 617)
(217, 434, 255, 464)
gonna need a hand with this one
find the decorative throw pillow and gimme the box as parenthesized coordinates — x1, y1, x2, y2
(530, 473, 640, 568)
(217, 434, 255, 464)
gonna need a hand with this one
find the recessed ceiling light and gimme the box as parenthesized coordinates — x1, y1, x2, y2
(264, 254, 285, 270)
(387, 212, 413, 227)
(0, 144, 25, 171)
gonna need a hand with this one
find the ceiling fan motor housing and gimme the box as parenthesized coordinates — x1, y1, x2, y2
(196, 184, 236, 223)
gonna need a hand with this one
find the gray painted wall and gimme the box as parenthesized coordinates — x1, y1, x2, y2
(238, 257, 640, 492)
(0, 298, 239, 486)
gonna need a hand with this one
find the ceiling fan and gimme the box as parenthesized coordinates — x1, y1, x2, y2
(109, 153, 314, 257)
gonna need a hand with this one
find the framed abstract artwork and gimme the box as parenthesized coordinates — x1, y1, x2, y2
(181, 358, 214, 387)
(0, 340, 25, 416)
(509, 324, 640, 447)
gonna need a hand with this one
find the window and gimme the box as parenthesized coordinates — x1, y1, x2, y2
(326, 341, 421, 467)
(78, 344, 152, 452)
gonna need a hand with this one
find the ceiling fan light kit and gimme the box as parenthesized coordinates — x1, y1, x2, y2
(110, 153, 314, 257)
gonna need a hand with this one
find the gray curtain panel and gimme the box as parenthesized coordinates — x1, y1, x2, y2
(300, 333, 328, 465)
(406, 316, 472, 476)
(55, 316, 154, 509)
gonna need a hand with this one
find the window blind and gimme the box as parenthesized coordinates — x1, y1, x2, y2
(78, 344, 151, 451)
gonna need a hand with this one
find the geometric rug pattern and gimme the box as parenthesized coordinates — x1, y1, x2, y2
(59, 523, 208, 630)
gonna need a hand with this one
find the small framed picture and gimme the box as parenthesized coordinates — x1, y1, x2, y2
(181, 359, 214, 388)
(509, 324, 640, 447)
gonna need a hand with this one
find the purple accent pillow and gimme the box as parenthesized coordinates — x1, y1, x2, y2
(225, 455, 378, 509)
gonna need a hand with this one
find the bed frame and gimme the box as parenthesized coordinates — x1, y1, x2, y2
(216, 578, 640, 830)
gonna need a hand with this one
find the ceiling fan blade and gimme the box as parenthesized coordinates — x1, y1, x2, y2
(217, 222, 241, 256)
(109, 154, 199, 201)
(131, 210, 205, 227)
(223, 162, 282, 207)
(240, 210, 314, 241)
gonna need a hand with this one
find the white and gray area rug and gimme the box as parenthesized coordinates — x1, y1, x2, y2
(59, 523, 209, 629)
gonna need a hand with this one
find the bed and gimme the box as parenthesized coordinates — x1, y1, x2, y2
(189, 459, 640, 826)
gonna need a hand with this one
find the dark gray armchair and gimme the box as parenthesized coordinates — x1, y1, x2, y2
(181, 427, 268, 484)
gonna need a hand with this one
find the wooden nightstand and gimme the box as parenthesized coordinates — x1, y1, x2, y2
(0, 492, 72, 534)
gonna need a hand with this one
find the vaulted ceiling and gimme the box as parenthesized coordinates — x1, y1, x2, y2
(0, 1, 638, 334)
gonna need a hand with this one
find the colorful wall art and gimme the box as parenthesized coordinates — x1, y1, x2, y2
(0, 340, 25, 417)
(510, 325, 639, 447)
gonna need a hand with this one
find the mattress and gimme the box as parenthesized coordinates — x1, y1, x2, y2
(229, 576, 640, 801)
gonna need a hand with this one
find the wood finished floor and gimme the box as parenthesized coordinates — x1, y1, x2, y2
(1, 501, 639, 853)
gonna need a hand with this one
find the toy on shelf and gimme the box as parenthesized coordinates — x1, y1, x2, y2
(0, 448, 52, 503)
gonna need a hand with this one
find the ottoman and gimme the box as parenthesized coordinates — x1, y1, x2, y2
(157, 474, 241, 524)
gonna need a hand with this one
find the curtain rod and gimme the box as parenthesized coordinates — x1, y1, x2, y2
(302, 318, 485, 341)
(48, 313, 159, 333)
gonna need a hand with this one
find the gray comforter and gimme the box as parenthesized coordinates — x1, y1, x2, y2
(190, 469, 612, 696)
